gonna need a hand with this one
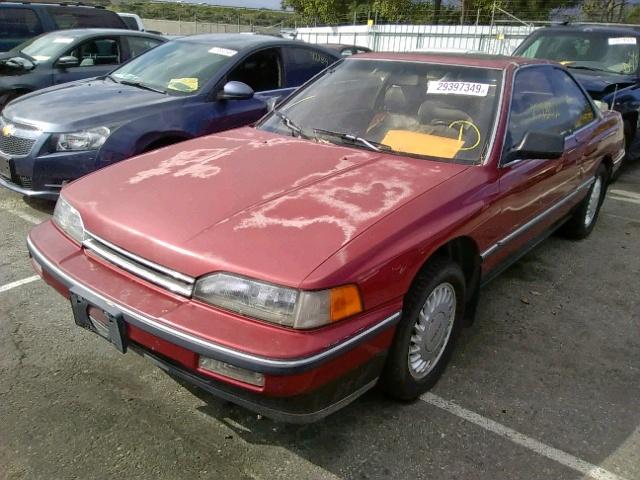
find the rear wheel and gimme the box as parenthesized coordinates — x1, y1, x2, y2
(561, 163, 608, 240)
(381, 259, 465, 400)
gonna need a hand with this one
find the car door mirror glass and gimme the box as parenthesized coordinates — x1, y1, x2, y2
(218, 81, 254, 100)
(507, 131, 564, 162)
(56, 56, 79, 68)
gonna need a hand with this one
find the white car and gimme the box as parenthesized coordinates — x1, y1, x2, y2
(118, 12, 145, 31)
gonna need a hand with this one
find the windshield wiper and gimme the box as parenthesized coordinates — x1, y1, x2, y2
(313, 128, 392, 153)
(274, 110, 311, 139)
(118, 79, 166, 94)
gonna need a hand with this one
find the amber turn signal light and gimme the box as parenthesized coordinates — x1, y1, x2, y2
(329, 285, 363, 322)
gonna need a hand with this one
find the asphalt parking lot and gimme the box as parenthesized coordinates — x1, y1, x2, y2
(0, 162, 638, 480)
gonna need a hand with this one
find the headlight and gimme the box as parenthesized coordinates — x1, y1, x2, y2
(52, 195, 85, 244)
(54, 126, 110, 151)
(193, 273, 363, 329)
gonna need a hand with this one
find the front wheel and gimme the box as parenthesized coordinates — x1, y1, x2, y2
(380, 259, 466, 401)
(561, 164, 608, 240)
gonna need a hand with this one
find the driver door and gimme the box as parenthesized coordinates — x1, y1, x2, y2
(53, 37, 122, 85)
(483, 65, 579, 272)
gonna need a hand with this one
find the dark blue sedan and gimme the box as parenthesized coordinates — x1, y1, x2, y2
(515, 25, 640, 168)
(0, 34, 339, 200)
(0, 29, 166, 109)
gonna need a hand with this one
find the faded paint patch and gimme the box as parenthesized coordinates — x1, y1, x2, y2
(128, 148, 237, 184)
(235, 159, 419, 242)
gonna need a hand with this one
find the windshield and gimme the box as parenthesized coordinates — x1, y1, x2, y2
(519, 32, 639, 75)
(258, 59, 502, 164)
(19, 32, 83, 62)
(111, 40, 236, 95)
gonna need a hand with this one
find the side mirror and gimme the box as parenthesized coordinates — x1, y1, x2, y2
(593, 99, 609, 112)
(218, 81, 254, 100)
(56, 56, 79, 68)
(507, 131, 564, 162)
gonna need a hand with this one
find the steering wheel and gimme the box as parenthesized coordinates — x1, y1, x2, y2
(447, 120, 481, 151)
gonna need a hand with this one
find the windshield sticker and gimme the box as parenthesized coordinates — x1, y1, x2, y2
(167, 77, 199, 92)
(608, 37, 636, 45)
(427, 81, 490, 96)
(32, 55, 50, 61)
(208, 47, 237, 57)
(52, 37, 74, 44)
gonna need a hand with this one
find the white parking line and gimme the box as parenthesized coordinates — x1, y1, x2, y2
(0, 201, 43, 225)
(609, 195, 640, 205)
(0, 275, 40, 294)
(603, 212, 640, 223)
(421, 393, 630, 480)
(609, 189, 640, 200)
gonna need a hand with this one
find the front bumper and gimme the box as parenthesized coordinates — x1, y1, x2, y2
(27, 221, 402, 421)
(1, 149, 99, 199)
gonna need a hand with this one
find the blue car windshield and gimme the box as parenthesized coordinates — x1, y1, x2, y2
(519, 32, 640, 75)
(19, 32, 85, 62)
(112, 40, 236, 95)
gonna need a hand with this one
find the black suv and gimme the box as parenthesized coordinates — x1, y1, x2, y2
(515, 25, 640, 167)
(0, 2, 126, 52)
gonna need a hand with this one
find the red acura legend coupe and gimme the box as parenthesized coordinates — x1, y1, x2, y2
(27, 53, 624, 422)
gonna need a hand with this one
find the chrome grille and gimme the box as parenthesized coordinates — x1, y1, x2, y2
(83, 232, 195, 296)
(0, 134, 36, 156)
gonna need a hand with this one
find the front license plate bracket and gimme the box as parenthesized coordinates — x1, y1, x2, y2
(70, 286, 127, 353)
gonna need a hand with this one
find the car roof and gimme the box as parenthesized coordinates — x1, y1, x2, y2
(174, 33, 332, 52)
(323, 43, 371, 50)
(37, 28, 164, 40)
(351, 52, 550, 69)
(0, 2, 108, 8)
(534, 24, 640, 36)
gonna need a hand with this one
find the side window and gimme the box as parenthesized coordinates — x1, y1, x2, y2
(47, 7, 125, 29)
(0, 8, 43, 40)
(127, 36, 163, 58)
(284, 47, 334, 86)
(227, 48, 282, 92)
(506, 66, 559, 153)
(67, 38, 121, 67)
(549, 68, 596, 131)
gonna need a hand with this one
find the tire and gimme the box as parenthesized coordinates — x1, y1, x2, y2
(380, 258, 466, 401)
(561, 163, 608, 240)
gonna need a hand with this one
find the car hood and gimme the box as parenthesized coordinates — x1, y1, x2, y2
(63, 128, 468, 287)
(2, 78, 179, 132)
(570, 69, 636, 96)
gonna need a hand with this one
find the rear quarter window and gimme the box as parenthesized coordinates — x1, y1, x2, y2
(46, 6, 125, 29)
(127, 36, 163, 58)
(284, 47, 335, 87)
(0, 7, 43, 40)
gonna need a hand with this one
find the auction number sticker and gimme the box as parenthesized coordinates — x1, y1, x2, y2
(608, 37, 636, 45)
(427, 81, 490, 96)
(53, 37, 74, 44)
(208, 47, 237, 57)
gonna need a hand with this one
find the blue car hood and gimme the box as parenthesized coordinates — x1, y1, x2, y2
(570, 70, 636, 95)
(3, 79, 181, 133)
